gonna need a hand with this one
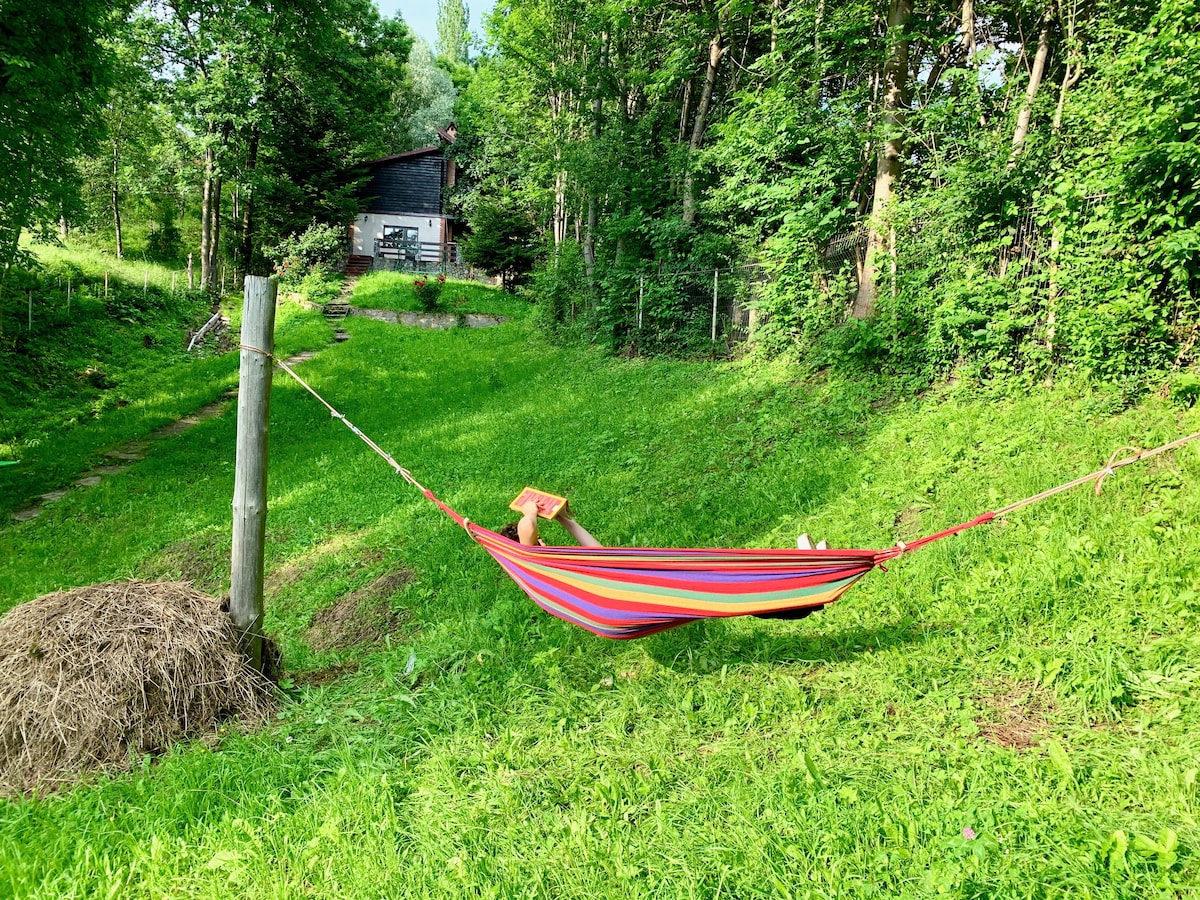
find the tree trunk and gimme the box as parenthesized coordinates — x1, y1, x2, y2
(112, 141, 123, 260)
(201, 143, 216, 291)
(240, 128, 260, 274)
(584, 32, 607, 280)
(961, 0, 976, 61)
(1052, 5, 1083, 132)
(853, 0, 912, 319)
(1009, 3, 1055, 164)
(682, 16, 727, 226)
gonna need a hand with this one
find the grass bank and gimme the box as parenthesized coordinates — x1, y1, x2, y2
(0, 246, 331, 515)
(350, 270, 528, 318)
(0, 282, 1197, 897)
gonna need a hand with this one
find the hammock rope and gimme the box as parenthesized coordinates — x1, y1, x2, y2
(242, 343, 1200, 637)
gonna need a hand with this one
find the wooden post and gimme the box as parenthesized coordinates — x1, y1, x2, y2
(637, 274, 644, 330)
(230, 275, 278, 671)
(711, 268, 719, 342)
(187, 254, 194, 290)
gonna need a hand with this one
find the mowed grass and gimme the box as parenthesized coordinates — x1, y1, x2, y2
(350, 269, 529, 318)
(0, 290, 1198, 897)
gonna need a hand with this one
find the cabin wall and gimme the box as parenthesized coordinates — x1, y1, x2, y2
(350, 213, 450, 256)
(358, 155, 446, 216)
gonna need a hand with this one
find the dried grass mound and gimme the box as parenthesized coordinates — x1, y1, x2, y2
(0, 580, 275, 796)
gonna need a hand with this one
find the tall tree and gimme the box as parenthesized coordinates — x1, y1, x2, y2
(437, 0, 470, 64)
(853, 0, 913, 319)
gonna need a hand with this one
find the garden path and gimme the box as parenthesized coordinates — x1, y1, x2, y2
(9, 344, 336, 524)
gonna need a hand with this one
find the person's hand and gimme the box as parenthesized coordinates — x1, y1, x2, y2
(520, 500, 540, 518)
(557, 499, 574, 522)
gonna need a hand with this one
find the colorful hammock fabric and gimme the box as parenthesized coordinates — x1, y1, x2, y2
(427, 491, 992, 639)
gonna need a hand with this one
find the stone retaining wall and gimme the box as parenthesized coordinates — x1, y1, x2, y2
(348, 308, 508, 329)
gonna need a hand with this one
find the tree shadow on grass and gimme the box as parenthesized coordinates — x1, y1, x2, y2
(643, 613, 948, 673)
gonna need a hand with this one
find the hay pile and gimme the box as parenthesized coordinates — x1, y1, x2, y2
(0, 581, 275, 795)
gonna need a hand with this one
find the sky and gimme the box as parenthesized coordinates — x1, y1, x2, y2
(376, 0, 497, 53)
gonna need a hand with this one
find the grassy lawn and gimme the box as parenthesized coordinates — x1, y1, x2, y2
(0, 275, 1198, 896)
(350, 270, 529, 318)
(0, 247, 331, 516)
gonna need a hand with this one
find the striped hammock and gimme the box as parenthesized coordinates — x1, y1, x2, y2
(428, 491, 992, 639)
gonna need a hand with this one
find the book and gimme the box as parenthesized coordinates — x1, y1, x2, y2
(509, 487, 568, 520)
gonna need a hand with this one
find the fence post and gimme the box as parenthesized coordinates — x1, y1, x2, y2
(637, 274, 644, 330)
(188, 254, 194, 290)
(230, 275, 278, 671)
(711, 268, 719, 343)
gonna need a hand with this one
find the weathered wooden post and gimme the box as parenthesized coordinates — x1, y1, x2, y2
(230, 275, 277, 671)
(711, 268, 719, 343)
(637, 274, 644, 330)
(187, 254, 194, 290)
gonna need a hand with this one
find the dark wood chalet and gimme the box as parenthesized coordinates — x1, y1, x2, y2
(348, 128, 459, 273)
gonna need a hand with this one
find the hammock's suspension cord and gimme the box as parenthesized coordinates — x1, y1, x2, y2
(240, 343, 1200, 560)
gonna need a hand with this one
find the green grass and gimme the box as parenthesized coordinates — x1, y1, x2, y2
(351, 270, 530, 318)
(0, 274, 1199, 897)
(0, 245, 331, 516)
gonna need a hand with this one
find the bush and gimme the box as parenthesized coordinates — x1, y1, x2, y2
(268, 221, 347, 285)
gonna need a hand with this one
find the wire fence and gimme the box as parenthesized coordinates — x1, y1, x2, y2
(616, 194, 1115, 355)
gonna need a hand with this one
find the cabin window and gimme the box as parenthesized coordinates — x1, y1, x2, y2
(383, 225, 419, 245)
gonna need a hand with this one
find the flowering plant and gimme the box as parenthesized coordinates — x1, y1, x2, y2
(413, 273, 447, 311)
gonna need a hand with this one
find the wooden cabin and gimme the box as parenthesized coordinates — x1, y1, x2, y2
(347, 126, 459, 272)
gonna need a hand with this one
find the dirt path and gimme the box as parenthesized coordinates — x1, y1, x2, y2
(10, 346, 334, 524)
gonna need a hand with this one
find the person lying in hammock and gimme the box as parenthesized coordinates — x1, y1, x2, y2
(499, 498, 602, 548)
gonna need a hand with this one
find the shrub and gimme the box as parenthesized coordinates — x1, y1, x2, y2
(268, 221, 347, 285)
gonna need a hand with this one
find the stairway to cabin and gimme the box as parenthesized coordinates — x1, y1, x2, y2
(344, 254, 373, 277)
(323, 265, 364, 320)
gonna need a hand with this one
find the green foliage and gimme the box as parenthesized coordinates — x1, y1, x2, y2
(0, 0, 126, 300)
(412, 274, 446, 311)
(461, 199, 539, 291)
(268, 221, 348, 285)
(529, 242, 588, 336)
